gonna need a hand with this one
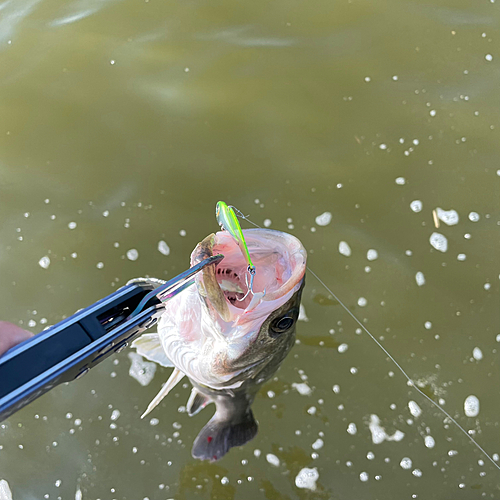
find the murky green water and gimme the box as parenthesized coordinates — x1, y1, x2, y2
(1, 0, 499, 498)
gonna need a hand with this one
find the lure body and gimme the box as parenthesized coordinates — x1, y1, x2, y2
(216, 201, 255, 271)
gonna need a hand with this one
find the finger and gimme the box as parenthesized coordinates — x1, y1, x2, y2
(0, 322, 33, 355)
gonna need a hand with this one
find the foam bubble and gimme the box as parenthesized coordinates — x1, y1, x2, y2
(408, 401, 422, 418)
(295, 467, 319, 491)
(0, 480, 13, 500)
(126, 249, 139, 261)
(430, 232, 448, 252)
(400, 457, 412, 469)
(464, 395, 480, 417)
(359, 472, 369, 482)
(410, 200, 422, 212)
(127, 352, 157, 386)
(339, 241, 351, 257)
(472, 347, 483, 361)
(357, 297, 367, 307)
(38, 256, 51, 269)
(312, 438, 324, 450)
(338, 343, 349, 353)
(157, 241, 170, 256)
(468, 212, 480, 222)
(315, 212, 332, 226)
(395, 177, 406, 185)
(368, 414, 405, 444)
(424, 435, 435, 448)
(367, 249, 378, 261)
(292, 383, 312, 396)
(436, 208, 459, 226)
(347, 423, 357, 435)
(415, 272, 425, 286)
(266, 454, 280, 467)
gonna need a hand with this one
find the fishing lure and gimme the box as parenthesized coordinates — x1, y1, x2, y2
(215, 201, 261, 304)
(215, 201, 255, 270)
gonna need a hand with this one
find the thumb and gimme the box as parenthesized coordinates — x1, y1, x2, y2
(0, 321, 33, 356)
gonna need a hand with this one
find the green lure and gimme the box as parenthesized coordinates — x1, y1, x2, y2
(216, 201, 255, 271)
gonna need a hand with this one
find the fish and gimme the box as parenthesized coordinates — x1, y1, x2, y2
(131, 228, 306, 461)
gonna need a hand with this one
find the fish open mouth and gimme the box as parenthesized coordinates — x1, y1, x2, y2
(214, 266, 249, 308)
(191, 229, 307, 321)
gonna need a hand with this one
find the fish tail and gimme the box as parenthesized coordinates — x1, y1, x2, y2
(191, 408, 258, 461)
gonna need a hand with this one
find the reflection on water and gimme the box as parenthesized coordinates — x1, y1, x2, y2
(0, 0, 499, 498)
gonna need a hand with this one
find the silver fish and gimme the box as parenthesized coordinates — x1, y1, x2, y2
(132, 228, 306, 461)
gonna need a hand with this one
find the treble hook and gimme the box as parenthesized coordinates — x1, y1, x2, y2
(237, 266, 266, 302)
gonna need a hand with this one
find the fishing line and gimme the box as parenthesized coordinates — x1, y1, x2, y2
(237, 210, 500, 472)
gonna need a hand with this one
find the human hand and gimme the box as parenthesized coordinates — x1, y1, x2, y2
(0, 322, 33, 356)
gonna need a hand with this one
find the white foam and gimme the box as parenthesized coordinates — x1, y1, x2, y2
(339, 241, 351, 257)
(292, 383, 312, 396)
(295, 468, 319, 491)
(312, 438, 324, 450)
(315, 212, 332, 226)
(263, 219, 272, 227)
(359, 471, 369, 482)
(347, 423, 357, 435)
(157, 241, 170, 256)
(464, 395, 480, 417)
(408, 401, 422, 418)
(430, 232, 448, 252)
(38, 256, 51, 269)
(127, 352, 157, 386)
(436, 208, 459, 226)
(266, 453, 280, 467)
(357, 297, 367, 307)
(468, 212, 480, 222)
(110, 409, 121, 421)
(367, 249, 378, 261)
(0, 480, 13, 500)
(75, 487, 82, 500)
(472, 347, 483, 361)
(410, 200, 422, 212)
(338, 343, 349, 353)
(395, 177, 406, 185)
(126, 249, 139, 261)
(415, 272, 425, 286)
(400, 457, 412, 469)
(368, 414, 405, 444)
(424, 435, 435, 448)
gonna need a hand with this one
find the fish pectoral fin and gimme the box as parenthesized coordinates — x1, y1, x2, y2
(186, 389, 210, 417)
(140, 368, 185, 419)
(191, 408, 258, 462)
(131, 333, 173, 368)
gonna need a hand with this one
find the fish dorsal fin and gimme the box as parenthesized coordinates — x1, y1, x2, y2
(187, 388, 210, 417)
(131, 333, 173, 368)
(141, 368, 185, 419)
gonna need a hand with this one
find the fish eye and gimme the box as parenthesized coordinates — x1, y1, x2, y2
(270, 312, 296, 336)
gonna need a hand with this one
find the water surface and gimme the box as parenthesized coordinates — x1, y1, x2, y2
(0, 0, 499, 498)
